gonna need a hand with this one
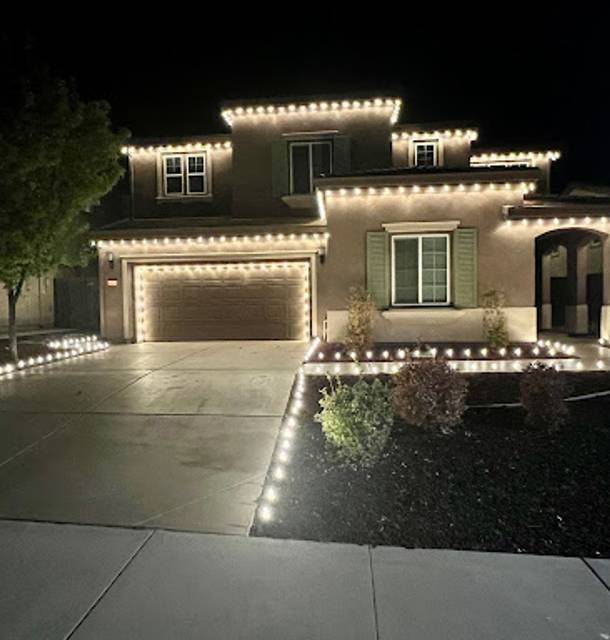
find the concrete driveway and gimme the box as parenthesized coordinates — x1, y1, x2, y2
(0, 341, 306, 534)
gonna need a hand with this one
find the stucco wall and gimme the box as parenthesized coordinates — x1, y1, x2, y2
(392, 137, 471, 169)
(131, 147, 233, 218)
(230, 111, 392, 219)
(317, 190, 537, 340)
(0, 276, 54, 330)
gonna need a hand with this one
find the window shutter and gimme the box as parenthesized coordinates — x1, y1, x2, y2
(452, 228, 478, 308)
(366, 231, 390, 309)
(271, 140, 289, 197)
(333, 136, 351, 175)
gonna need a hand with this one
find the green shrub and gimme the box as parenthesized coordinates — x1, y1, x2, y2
(315, 377, 393, 467)
(392, 359, 468, 431)
(344, 287, 376, 359)
(482, 289, 509, 350)
(520, 363, 569, 430)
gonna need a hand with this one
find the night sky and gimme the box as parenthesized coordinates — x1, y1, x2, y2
(3, 19, 608, 192)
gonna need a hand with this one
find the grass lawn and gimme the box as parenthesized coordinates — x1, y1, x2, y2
(252, 372, 610, 557)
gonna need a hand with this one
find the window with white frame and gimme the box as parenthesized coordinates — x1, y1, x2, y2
(414, 141, 438, 168)
(162, 153, 208, 196)
(289, 140, 332, 194)
(392, 234, 450, 305)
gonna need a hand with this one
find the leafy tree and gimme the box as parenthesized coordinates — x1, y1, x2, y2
(0, 72, 128, 361)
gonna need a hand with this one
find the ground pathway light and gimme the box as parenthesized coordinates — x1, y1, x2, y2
(255, 351, 311, 525)
(307, 340, 574, 365)
(0, 335, 109, 379)
(303, 339, 587, 374)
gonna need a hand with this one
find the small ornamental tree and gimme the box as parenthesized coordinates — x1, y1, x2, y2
(344, 286, 377, 358)
(481, 289, 510, 350)
(0, 72, 128, 361)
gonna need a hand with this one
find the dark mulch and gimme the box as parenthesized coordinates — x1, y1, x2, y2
(252, 373, 610, 557)
(467, 371, 610, 404)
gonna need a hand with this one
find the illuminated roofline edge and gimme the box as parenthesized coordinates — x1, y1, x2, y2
(122, 141, 232, 155)
(392, 129, 478, 141)
(503, 213, 610, 226)
(471, 150, 561, 163)
(320, 180, 538, 197)
(91, 231, 331, 248)
(221, 98, 402, 126)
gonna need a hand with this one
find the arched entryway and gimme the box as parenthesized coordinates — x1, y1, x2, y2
(536, 228, 606, 337)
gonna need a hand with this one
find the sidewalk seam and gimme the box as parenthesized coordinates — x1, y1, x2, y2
(368, 546, 381, 640)
(581, 557, 610, 593)
(63, 529, 155, 639)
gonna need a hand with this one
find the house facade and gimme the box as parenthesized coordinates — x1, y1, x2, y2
(93, 95, 610, 344)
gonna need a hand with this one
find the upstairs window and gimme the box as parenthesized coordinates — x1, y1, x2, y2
(414, 141, 438, 168)
(289, 141, 332, 194)
(162, 153, 208, 196)
(392, 234, 449, 305)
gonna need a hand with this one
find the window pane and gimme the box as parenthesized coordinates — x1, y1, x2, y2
(188, 175, 205, 193)
(166, 176, 183, 194)
(312, 142, 331, 178)
(415, 144, 436, 168)
(291, 145, 311, 193)
(422, 285, 435, 301)
(394, 238, 419, 304)
(165, 156, 182, 175)
(188, 155, 205, 174)
(421, 237, 448, 302)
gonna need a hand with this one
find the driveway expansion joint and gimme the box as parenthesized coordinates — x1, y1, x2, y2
(582, 557, 610, 592)
(64, 528, 156, 639)
(367, 546, 381, 640)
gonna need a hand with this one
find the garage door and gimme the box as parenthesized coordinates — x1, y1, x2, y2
(134, 261, 310, 341)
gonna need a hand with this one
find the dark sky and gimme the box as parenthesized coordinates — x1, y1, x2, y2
(4, 17, 609, 192)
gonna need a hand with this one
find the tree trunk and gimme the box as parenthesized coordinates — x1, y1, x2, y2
(7, 278, 24, 362)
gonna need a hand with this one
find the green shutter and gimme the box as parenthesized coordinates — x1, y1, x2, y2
(333, 136, 351, 175)
(452, 228, 478, 308)
(366, 231, 389, 309)
(271, 140, 289, 197)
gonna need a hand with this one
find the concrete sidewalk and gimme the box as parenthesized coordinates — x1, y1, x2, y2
(1, 520, 608, 639)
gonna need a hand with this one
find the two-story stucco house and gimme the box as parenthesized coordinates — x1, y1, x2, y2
(93, 95, 610, 345)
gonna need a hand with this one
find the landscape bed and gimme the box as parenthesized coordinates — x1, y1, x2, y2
(0, 338, 56, 367)
(252, 372, 610, 557)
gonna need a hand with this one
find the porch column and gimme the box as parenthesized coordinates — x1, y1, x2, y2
(601, 236, 610, 341)
(565, 241, 589, 335)
(540, 252, 552, 330)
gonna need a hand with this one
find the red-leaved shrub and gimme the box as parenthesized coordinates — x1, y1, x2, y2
(392, 359, 468, 431)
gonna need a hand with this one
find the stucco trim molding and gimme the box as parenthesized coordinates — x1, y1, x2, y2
(325, 306, 537, 343)
(281, 194, 317, 209)
(382, 220, 461, 234)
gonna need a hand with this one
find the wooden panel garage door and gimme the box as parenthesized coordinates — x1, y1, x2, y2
(134, 261, 310, 341)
